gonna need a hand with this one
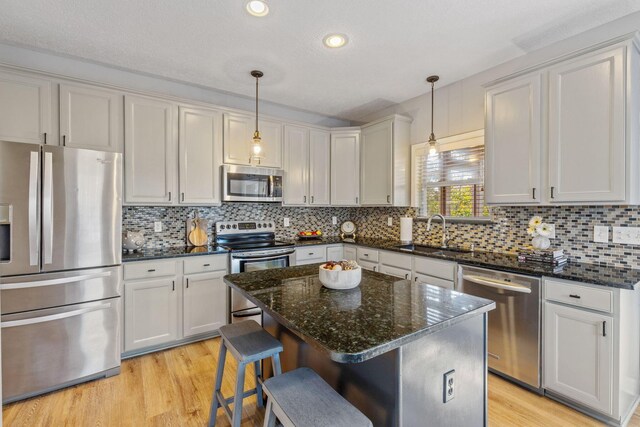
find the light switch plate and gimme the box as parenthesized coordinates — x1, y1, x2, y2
(546, 224, 556, 239)
(284, 218, 290, 227)
(594, 226, 609, 243)
(388, 217, 393, 226)
(332, 216, 337, 225)
(154, 221, 162, 232)
(612, 226, 640, 245)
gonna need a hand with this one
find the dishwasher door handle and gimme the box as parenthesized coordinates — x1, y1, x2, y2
(463, 275, 532, 294)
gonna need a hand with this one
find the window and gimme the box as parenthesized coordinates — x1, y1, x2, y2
(411, 130, 489, 219)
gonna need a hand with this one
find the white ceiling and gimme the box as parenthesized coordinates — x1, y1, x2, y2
(1, 0, 639, 122)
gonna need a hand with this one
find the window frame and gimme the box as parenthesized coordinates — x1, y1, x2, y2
(411, 129, 492, 222)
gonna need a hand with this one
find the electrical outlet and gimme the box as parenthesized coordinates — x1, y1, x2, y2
(612, 226, 640, 245)
(388, 217, 393, 226)
(332, 216, 337, 225)
(443, 370, 455, 403)
(154, 221, 162, 233)
(546, 224, 556, 239)
(284, 218, 290, 227)
(594, 226, 609, 243)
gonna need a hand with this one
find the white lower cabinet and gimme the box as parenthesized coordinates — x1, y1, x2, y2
(124, 277, 179, 352)
(344, 246, 357, 261)
(295, 246, 327, 266)
(412, 257, 456, 289)
(544, 302, 613, 415)
(123, 255, 228, 355)
(326, 245, 344, 262)
(378, 250, 412, 279)
(183, 270, 227, 337)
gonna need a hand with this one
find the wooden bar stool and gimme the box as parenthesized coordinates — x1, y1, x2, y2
(262, 367, 373, 427)
(209, 320, 283, 427)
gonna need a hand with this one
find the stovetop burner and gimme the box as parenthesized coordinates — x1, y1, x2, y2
(214, 220, 294, 252)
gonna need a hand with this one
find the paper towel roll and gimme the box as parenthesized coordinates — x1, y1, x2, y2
(400, 217, 413, 243)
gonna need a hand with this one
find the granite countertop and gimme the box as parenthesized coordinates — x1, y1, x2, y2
(224, 264, 495, 363)
(121, 245, 228, 262)
(289, 237, 640, 290)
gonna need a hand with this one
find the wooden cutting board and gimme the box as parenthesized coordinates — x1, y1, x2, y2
(188, 218, 208, 247)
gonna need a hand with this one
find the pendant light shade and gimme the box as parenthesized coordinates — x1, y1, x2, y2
(426, 75, 439, 155)
(250, 70, 264, 164)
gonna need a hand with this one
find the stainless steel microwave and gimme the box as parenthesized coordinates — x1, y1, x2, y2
(221, 165, 283, 202)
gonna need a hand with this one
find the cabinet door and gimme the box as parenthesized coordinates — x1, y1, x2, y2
(283, 125, 309, 205)
(331, 132, 360, 205)
(548, 47, 625, 202)
(0, 71, 51, 144)
(124, 95, 176, 204)
(183, 271, 227, 337)
(309, 130, 331, 205)
(223, 113, 282, 168)
(413, 272, 454, 290)
(544, 302, 613, 415)
(124, 278, 179, 352)
(361, 120, 393, 205)
(179, 106, 221, 205)
(485, 73, 542, 204)
(59, 84, 122, 152)
(326, 245, 344, 261)
(344, 246, 357, 261)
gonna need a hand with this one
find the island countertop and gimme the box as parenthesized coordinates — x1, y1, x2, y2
(224, 264, 495, 363)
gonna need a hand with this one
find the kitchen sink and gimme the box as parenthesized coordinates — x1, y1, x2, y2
(395, 244, 471, 256)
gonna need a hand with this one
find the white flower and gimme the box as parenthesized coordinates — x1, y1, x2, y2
(526, 226, 538, 236)
(536, 223, 553, 238)
(529, 216, 543, 228)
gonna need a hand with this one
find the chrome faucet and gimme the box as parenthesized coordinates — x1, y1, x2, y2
(427, 214, 449, 248)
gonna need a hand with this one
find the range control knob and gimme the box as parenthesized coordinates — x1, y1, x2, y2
(232, 224, 237, 229)
(269, 223, 273, 227)
(257, 224, 262, 228)
(263, 223, 268, 228)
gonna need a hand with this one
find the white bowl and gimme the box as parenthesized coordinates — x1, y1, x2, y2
(318, 265, 361, 290)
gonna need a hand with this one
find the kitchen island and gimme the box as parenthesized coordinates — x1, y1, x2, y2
(224, 264, 495, 426)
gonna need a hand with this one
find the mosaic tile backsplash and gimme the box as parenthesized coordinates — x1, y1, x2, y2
(123, 204, 640, 269)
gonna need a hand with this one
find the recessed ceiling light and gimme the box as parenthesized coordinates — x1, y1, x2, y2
(246, 0, 269, 17)
(323, 34, 348, 48)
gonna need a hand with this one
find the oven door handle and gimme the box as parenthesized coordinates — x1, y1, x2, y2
(462, 275, 532, 294)
(232, 251, 294, 260)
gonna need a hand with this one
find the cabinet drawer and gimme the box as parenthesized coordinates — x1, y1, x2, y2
(183, 254, 227, 274)
(414, 273, 454, 290)
(296, 246, 326, 262)
(357, 247, 379, 263)
(379, 251, 411, 270)
(545, 279, 613, 313)
(124, 260, 177, 280)
(379, 264, 411, 280)
(359, 260, 379, 272)
(413, 257, 455, 281)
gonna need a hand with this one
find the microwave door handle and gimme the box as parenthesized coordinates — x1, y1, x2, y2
(268, 175, 274, 198)
(462, 275, 532, 294)
(42, 151, 53, 265)
(28, 151, 39, 266)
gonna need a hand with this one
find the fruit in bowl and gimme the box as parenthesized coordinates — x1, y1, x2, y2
(319, 260, 361, 290)
(298, 230, 323, 238)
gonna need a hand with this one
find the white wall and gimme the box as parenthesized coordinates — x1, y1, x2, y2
(358, 11, 640, 142)
(0, 42, 350, 128)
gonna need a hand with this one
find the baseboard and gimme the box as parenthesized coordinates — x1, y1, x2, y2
(121, 331, 220, 360)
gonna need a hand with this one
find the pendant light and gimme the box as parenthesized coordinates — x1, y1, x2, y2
(250, 70, 264, 164)
(426, 75, 439, 155)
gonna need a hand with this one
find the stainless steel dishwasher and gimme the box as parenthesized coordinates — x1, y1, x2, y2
(458, 265, 542, 392)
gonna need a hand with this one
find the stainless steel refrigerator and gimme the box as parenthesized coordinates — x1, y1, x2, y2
(0, 140, 123, 403)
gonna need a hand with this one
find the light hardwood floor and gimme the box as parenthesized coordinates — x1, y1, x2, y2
(3, 338, 639, 426)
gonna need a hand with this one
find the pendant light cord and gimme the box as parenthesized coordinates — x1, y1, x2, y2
(255, 75, 259, 133)
(430, 81, 434, 136)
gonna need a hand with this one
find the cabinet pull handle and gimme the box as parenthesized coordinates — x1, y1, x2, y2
(405, 273, 409, 279)
(203, 263, 210, 267)
(304, 196, 307, 203)
(414, 277, 418, 282)
(532, 188, 536, 200)
(311, 195, 314, 203)
(62, 135, 66, 146)
(355, 196, 359, 204)
(172, 281, 175, 291)
(181, 192, 185, 202)
(168, 192, 172, 202)
(363, 254, 369, 257)
(569, 294, 581, 299)
(147, 269, 156, 272)
(373, 266, 377, 272)
(603, 321, 606, 337)
(43, 132, 47, 145)
(550, 186, 555, 199)
(186, 278, 189, 289)
(387, 195, 391, 203)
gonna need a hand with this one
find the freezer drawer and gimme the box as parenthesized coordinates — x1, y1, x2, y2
(2, 297, 121, 402)
(0, 265, 122, 315)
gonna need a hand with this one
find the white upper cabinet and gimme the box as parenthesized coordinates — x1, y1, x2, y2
(0, 70, 52, 145)
(309, 130, 331, 205)
(283, 125, 310, 205)
(485, 73, 542, 204)
(485, 37, 640, 205)
(59, 83, 123, 152)
(361, 119, 393, 205)
(331, 130, 360, 206)
(223, 112, 282, 168)
(548, 46, 625, 203)
(124, 95, 176, 204)
(178, 106, 221, 205)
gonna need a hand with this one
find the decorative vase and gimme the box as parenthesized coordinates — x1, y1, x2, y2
(531, 236, 551, 250)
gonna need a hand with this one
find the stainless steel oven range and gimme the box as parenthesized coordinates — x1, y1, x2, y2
(215, 220, 294, 325)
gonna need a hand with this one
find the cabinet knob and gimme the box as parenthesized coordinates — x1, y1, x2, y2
(203, 263, 210, 267)
(569, 294, 581, 299)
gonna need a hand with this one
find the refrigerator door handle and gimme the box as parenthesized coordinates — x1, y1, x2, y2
(43, 151, 53, 265)
(1, 302, 113, 328)
(0, 271, 112, 291)
(28, 151, 39, 266)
